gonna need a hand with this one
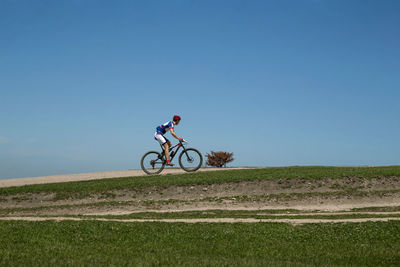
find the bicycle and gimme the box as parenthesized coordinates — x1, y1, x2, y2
(141, 140, 203, 175)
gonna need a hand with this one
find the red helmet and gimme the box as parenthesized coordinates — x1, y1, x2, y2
(173, 115, 181, 122)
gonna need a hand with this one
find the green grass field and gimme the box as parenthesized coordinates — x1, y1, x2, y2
(1, 166, 400, 266)
(1, 220, 399, 266)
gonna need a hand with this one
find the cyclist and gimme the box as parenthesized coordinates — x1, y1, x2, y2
(154, 115, 183, 166)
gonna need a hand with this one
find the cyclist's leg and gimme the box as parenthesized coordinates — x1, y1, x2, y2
(155, 133, 171, 162)
(163, 139, 172, 162)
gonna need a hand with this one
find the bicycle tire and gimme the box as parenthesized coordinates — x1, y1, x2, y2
(178, 148, 203, 172)
(141, 151, 165, 175)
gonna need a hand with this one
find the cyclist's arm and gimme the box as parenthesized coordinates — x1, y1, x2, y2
(170, 128, 183, 141)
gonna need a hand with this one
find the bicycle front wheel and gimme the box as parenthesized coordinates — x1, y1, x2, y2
(141, 151, 165, 175)
(179, 148, 203, 172)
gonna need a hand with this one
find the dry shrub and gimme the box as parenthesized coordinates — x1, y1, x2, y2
(206, 151, 234, 168)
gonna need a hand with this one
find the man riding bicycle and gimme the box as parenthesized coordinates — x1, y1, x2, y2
(154, 115, 183, 166)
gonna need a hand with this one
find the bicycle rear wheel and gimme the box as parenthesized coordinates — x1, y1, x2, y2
(179, 148, 203, 172)
(141, 151, 165, 175)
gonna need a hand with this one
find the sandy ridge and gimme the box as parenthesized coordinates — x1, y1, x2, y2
(0, 167, 250, 188)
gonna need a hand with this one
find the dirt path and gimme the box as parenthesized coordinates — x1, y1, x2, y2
(82, 200, 400, 217)
(0, 167, 250, 188)
(1, 216, 399, 225)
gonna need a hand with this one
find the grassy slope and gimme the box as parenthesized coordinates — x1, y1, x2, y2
(0, 220, 399, 266)
(1, 166, 399, 198)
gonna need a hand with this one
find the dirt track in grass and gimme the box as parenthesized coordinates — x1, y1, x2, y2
(1, 216, 400, 225)
(1, 168, 400, 223)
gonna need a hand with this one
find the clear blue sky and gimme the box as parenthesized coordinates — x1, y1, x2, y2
(1, 0, 399, 179)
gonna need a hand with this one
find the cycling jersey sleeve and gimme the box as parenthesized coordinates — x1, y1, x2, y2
(168, 121, 174, 130)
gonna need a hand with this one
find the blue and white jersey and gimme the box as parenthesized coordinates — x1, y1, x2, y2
(156, 121, 174, 135)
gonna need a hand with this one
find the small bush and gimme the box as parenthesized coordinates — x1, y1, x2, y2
(206, 151, 234, 168)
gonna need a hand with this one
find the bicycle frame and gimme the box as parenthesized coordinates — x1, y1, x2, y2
(160, 141, 187, 162)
